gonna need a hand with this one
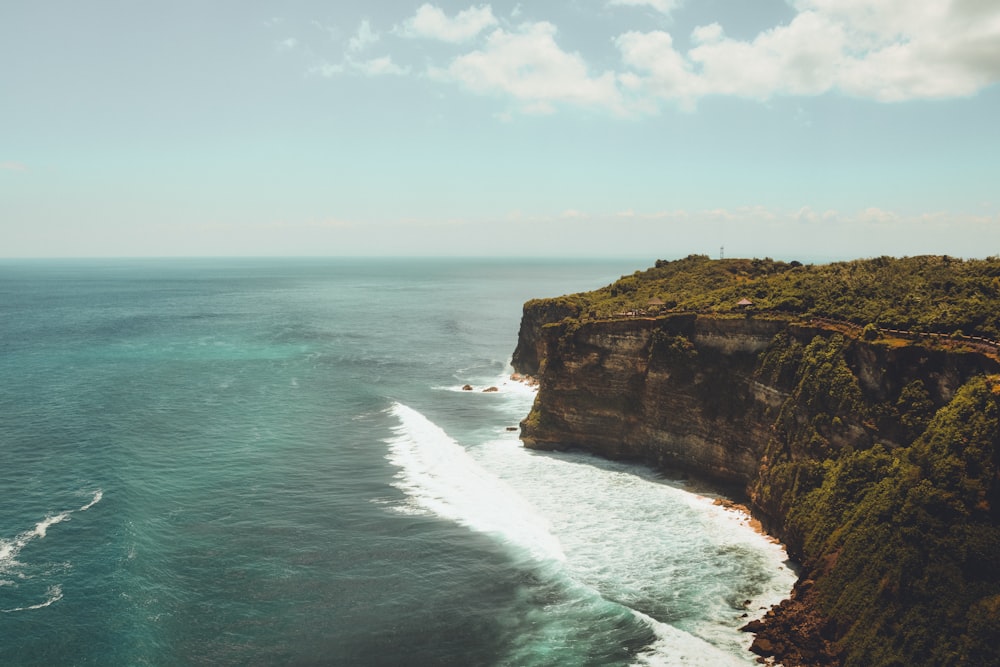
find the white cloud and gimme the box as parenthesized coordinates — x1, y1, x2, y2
(857, 207, 901, 224)
(795, 0, 1000, 100)
(705, 208, 737, 221)
(618, 12, 848, 107)
(685, 204, 951, 231)
(310, 55, 408, 78)
(308, 19, 407, 79)
(310, 62, 345, 78)
(617, 0, 1000, 107)
(275, 37, 299, 52)
(0, 161, 27, 172)
(792, 206, 841, 224)
(608, 0, 682, 16)
(435, 21, 625, 115)
(348, 19, 380, 52)
(616, 30, 699, 109)
(308, 1, 1000, 115)
(690, 12, 845, 97)
(795, 206, 820, 223)
(400, 4, 498, 43)
(690, 23, 723, 45)
(357, 55, 409, 77)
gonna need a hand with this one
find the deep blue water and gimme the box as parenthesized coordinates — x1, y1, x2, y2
(0, 258, 794, 666)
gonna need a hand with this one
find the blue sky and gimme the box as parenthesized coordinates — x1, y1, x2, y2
(3, 0, 999, 259)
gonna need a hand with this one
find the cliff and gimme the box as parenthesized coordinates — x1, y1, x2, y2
(516, 315, 786, 485)
(512, 257, 1000, 667)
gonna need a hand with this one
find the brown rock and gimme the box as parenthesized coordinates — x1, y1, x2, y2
(742, 569, 843, 666)
(483, 386, 499, 393)
(462, 384, 473, 391)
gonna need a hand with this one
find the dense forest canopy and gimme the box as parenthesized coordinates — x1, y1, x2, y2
(535, 255, 1000, 340)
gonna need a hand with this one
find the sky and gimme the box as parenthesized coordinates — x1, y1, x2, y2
(3, 0, 1000, 260)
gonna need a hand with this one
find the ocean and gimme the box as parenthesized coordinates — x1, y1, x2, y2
(0, 258, 795, 666)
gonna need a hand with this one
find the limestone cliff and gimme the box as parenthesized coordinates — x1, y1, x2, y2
(513, 299, 1000, 667)
(516, 311, 994, 486)
(517, 314, 785, 484)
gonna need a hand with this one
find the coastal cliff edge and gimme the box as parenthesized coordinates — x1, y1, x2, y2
(511, 256, 1000, 667)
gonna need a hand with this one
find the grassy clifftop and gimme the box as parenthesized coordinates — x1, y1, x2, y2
(531, 254, 1000, 340)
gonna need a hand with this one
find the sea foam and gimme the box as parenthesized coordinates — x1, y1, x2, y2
(384, 403, 762, 666)
(79, 489, 103, 511)
(385, 402, 564, 564)
(0, 490, 103, 613)
(1, 585, 63, 614)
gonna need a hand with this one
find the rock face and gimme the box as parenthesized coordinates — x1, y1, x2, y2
(513, 303, 1000, 667)
(518, 315, 785, 485)
(514, 309, 996, 492)
(511, 298, 582, 375)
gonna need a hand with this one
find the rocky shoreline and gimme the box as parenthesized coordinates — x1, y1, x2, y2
(741, 570, 841, 665)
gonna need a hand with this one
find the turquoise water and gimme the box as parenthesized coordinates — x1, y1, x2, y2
(0, 258, 795, 666)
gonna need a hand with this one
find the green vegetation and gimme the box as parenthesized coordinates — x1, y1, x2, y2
(748, 330, 1000, 666)
(547, 255, 1000, 339)
(785, 378, 1000, 666)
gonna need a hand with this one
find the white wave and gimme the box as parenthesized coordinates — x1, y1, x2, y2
(79, 489, 103, 511)
(632, 609, 749, 667)
(385, 402, 565, 564)
(465, 432, 796, 663)
(436, 384, 485, 393)
(0, 542, 14, 566)
(1, 585, 63, 614)
(0, 489, 103, 613)
(385, 403, 762, 665)
(33, 512, 70, 539)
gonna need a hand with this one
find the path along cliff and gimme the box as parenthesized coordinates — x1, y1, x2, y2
(512, 307, 1000, 667)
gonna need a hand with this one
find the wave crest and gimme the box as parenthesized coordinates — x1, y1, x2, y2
(0, 489, 103, 613)
(385, 402, 564, 564)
